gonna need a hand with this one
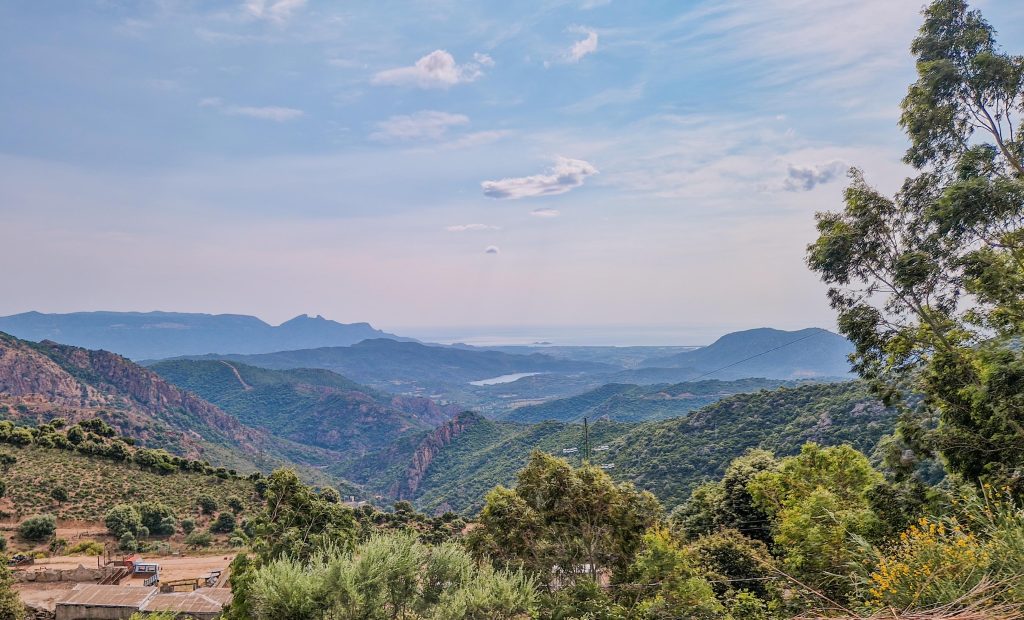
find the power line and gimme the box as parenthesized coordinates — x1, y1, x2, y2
(676, 332, 820, 384)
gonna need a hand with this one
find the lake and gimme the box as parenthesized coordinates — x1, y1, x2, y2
(469, 372, 543, 386)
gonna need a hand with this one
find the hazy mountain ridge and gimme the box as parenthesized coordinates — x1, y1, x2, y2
(642, 327, 855, 379)
(0, 311, 408, 360)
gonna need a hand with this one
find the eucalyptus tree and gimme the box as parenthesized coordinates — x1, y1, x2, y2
(807, 0, 1024, 491)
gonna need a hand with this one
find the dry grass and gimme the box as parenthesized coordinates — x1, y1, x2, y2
(794, 580, 1023, 620)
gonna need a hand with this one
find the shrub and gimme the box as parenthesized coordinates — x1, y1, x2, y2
(119, 533, 137, 553)
(185, 531, 213, 548)
(180, 518, 196, 534)
(68, 540, 105, 556)
(18, 514, 57, 542)
(227, 495, 244, 514)
(197, 494, 218, 515)
(105, 504, 142, 538)
(211, 512, 236, 534)
(138, 502, 176, 536)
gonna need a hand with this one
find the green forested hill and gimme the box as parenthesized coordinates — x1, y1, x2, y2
(402, 382, 895, 513)
(501, 378, 794, 423)
(606, 381, 894, 507)
(151, 359, 459, 455)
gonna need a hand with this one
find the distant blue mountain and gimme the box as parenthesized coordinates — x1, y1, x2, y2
(0, 311, 410, 360)
(642, 327, 854, 379)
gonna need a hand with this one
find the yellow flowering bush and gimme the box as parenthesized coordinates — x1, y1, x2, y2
(863, 486, 1024, 611)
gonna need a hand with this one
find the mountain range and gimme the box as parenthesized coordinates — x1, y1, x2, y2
(0, 311, 407, 360)
(642, 327, 855, 379)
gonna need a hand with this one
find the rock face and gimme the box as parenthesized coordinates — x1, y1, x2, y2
(390, 413, 481, 499)
(0, 331, 265, 459)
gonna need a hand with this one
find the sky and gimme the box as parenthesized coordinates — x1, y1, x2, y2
(2, 0, 1023, 344)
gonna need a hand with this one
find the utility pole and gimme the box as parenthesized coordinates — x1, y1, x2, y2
(583, 417, 590, 464)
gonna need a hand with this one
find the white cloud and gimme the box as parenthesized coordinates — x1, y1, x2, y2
(482, 157, 598, 200)
(568, 28, 598, 63)
(446, 224, 500, 232)
(441, 130, 512, 150)
(245, 0, 306, 22)
(372, 50, 490, 89)
(485, 246, 500, 254)
(782, 160, 849, 192)
(580, 0, 612, 8)
(530, 208, 561, 218)
(198, 98, 303, 122)
(370, 111, 469, 142)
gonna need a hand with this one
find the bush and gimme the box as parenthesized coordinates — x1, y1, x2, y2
(119, 533, 137, 553)
(180, 518, 196, 534)
(185, 531, 213, 548)
(211, 512, 236, 534)
(197, 494, 218, 515)
(227, 495, 244, 514)
(138, 502, 176, 536)
(51, 487, 69, 503)
(18, 514, 57, 542)
(105, 504, 142, 538)
(68, 540, 105, 556)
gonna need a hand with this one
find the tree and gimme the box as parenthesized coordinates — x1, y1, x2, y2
(470, 451, 663, 587)
(50, 487, 69, 505)
(749, 444, 884, 601)
(807, 0, 1024, 493)
(138, 502, 176, 536)
(18, 514, 56, 542)
(0, 558, 25, 620)
(625, 528, 725, 620)
(104, 504, 142, 539)
(245, 469, 358, 564)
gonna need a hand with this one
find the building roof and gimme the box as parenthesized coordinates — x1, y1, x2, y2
(55, 584, 233, 614)
(56, 584, 157, 608)
(141, 589, 233, 615)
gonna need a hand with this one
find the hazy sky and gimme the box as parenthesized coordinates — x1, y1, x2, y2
(3, 0, 1022, 341)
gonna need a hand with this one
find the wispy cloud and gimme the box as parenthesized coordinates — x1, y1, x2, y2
(485, 245, 500, 254)
(244, 0, 307, 23)
(446, 223, 500, 232)
(568, 28, 598, 63)
(371, 111, 469, 142)
(482, 157, 598, 200)
(372, 50, 491, 89)
(530, 208, 561, 218)
(782, 160, 848, 192)
(199, 98, 303, 121)
(562, 83, 644, 114)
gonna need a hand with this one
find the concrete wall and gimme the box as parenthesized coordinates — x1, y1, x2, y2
(54, 605, 138, 620)
(17, 566, 113, 584)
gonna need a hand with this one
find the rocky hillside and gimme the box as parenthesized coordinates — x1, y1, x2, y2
(0, 331, 352, 484)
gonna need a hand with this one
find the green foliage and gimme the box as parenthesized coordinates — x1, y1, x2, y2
(671, 449, 779, 544)
(137, 502, 177, 536)
(118, 532, 137, 553)
(807, 0, 1024, 495)
(246, 469, 358, 564)
(211, 512, 237, 534)
(626, 528, 725, 620)
(227, 494, 245, 513)
(18, 514, 56, 542)
(0, 558, 25, 620)
(184, 531, 213, 548)
(471, 451, 662, 586)
(197, 494, 218, 514)
(860, 488, 1024, 611)
(105, 504, 143, 538)
(67, 540, 105, 556)
(180, 518, 196, 534)
(749, 444, 884, 601)
(243, 531, 536, 620)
